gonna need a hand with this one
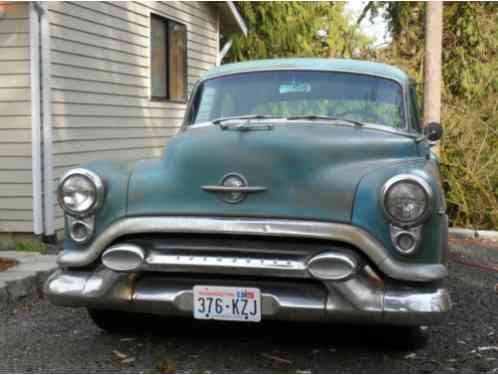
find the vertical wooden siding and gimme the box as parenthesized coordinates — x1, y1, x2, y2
(0, 2, 33, 232)
(47, 1, 219, 229)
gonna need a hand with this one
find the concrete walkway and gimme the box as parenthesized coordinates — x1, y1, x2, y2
(0, 251, 56, 307)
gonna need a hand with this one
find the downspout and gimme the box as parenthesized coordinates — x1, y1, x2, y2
(216, 10, 220, 66)
(40, 2, 55, 240)
(30, 2, 43, 235)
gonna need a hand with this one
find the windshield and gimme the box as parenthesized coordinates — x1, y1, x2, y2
(188, 70, 405, 128)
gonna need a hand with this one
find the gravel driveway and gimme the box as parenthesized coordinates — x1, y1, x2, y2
(1, 241, 497, 374)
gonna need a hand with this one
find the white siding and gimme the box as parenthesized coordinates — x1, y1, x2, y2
(48, 1, 219, 229)
(0, 2, 32, 233)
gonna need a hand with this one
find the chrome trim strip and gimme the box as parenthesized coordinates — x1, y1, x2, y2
(58, 216, 447, 282)
(145, 251, 308, 278)
(201, 186, 268, 193)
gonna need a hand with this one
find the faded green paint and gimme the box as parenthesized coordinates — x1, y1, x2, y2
(127, 124, 418, 224)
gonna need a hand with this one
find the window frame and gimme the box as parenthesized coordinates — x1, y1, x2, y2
(150, 13, 188, 103)
(409, 82, 422, 133)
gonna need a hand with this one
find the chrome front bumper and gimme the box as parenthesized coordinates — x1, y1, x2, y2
(45, 267, 450, 325)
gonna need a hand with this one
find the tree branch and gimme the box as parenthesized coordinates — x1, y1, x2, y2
(356, 2, 374, 26)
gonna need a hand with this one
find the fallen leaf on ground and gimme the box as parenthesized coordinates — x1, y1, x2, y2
(0, 258, 17, 272)
(112, 350, 128, 359)
(457, 340, 466, 344)
(120, 337, 136, 342)
(420, 325, 428, 331)
(404, 353, 417, 359)
(261, 353, 293, 365)
(158, 359, 176, 374)
(121, 357, 135, 364)
(296, 370, 311, 374)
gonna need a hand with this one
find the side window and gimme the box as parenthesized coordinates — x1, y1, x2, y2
(194, 85, 216, 123)
(410, 85, 422, 132)
(150, 15, 187, 102)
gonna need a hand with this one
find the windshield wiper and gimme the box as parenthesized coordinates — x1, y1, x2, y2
(285, 115, 365, 127)
(212, 115, 283, 130)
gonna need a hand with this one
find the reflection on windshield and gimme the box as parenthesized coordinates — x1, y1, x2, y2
(189, 71, 405, 129)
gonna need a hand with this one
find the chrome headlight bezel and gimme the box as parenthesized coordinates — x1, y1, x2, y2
(380, 174, 433, 227)
(57, 168, 105, 218)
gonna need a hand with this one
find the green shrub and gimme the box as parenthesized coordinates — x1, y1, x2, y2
(440, 98, 498, 229)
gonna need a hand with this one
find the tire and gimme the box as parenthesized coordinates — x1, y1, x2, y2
(87, 308, 143, 333)
(385, 325, 428, 349)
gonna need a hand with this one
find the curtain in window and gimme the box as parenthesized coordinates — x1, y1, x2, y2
(151, 16, 167, 98)
(169, 22, 187, 101)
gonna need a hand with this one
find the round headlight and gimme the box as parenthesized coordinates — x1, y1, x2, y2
(381, 175, 433, 226)
(58, 169, 104, 217)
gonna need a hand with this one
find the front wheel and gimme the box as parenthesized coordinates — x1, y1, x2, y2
(385, 325, 428, 349)
(87, 308, 143, 333)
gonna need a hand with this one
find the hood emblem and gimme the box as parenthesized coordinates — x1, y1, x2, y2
(201, 173, 267, 204)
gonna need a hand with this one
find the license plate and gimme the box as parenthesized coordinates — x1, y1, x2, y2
(193, 285, 261, 322)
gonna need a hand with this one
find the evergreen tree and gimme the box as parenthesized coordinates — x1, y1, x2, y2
(224, 2, 372, 62)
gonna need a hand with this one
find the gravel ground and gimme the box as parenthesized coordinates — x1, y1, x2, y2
(0, 241, 497, 374)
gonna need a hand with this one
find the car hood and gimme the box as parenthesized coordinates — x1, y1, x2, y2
(127, 123, 420, 223)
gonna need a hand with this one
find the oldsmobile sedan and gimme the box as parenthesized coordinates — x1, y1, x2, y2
(45, 58, 450, 341)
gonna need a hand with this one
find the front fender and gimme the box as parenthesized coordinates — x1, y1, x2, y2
(62, 159, 137, 251)
(352, 158, 448, 266)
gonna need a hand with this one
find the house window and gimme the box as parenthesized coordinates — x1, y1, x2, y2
(150, 14, 187, 102)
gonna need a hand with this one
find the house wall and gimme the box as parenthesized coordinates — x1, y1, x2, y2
(46, 1, 219, 230)
(0, 2, 33, 233)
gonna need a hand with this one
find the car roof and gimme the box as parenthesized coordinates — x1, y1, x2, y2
(200, 58, 409, 85)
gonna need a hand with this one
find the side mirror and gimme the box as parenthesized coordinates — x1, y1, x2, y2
(425, 122, 443, 142)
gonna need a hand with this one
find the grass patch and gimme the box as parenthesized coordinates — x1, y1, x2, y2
(15, 241, 48, 254)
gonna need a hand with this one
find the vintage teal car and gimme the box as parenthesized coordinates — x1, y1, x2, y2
(45, 58, 450, 337)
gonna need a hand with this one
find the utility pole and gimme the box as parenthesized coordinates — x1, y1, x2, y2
(423, 2, 443, 128)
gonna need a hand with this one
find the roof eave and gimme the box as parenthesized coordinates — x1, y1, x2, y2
(213, 1, 247, 36)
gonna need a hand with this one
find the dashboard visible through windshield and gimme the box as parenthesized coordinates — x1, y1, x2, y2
(188, 70, 405, 129)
